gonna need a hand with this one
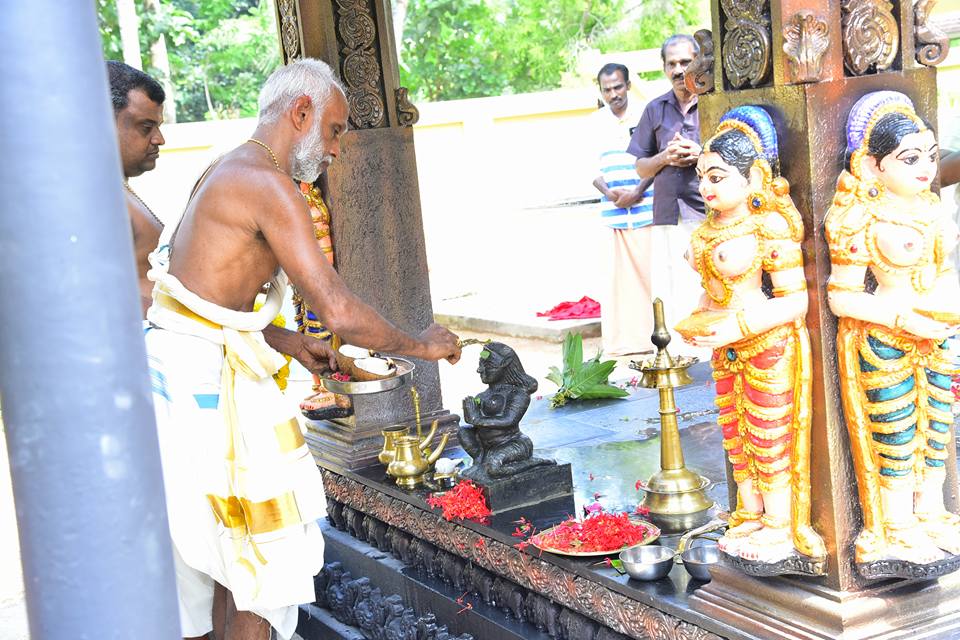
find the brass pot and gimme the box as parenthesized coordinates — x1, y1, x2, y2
(387, 433, 450, 489)
(378, 426, 410, 466)
(378, 419, 441, 466)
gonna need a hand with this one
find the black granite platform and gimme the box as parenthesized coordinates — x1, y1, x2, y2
(310, 362, 741, 639)
(306, 359, 960, 640)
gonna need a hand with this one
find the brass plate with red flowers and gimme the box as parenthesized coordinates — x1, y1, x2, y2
(530, 513, 660, 557)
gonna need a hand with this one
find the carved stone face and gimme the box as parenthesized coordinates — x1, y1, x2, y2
(697, 151, 750, 214)
(867, 129, 938, 199)
(477, 349, 506, 385)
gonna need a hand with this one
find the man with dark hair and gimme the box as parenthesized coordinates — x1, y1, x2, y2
(107, 60, 167, 315)
(626, 34, 705, 348)
(589, 62, 655, 355)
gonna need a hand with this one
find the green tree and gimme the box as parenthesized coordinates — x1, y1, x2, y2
(400, 0, 625, 101)
(97, 0, 278, 122)
(399, 0, 699, 102)
(595, 0, 702, 79)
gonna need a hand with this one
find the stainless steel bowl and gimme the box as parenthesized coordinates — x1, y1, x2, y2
(320, 358, 415, 395)
(681, 542, 720, 581)
(619, 545, 675, 581)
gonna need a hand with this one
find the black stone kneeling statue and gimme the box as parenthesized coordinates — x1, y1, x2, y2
(459, 342, 555, 483)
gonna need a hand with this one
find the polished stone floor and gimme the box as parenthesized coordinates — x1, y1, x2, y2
(517, 360, 729, 515)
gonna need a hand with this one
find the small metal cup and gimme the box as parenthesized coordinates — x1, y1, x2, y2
(680, 541, 720, 581)
(619, 545, 675, 581)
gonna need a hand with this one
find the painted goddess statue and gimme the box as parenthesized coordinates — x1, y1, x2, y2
(676, 106, 825, 569)
(826, 91, 960, 572)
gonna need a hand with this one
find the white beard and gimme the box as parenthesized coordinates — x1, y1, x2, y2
(291, 119, 333, 183)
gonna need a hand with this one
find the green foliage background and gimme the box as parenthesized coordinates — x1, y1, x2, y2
(400, 0, 701, 101)
(97, 0, 700, 121)
(98, 0, 279, 122)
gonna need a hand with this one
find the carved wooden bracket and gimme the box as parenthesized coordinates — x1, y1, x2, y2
(335, 0, 387, 129)
(395, 87, 419, 127)
(915, 0, 950, 66)
(783, 11, 830, 83)
(720, 0, 772, 88)
(841, 0, 899, 75)
(684, 29, 716, 95)
(277, 0, 302, 62)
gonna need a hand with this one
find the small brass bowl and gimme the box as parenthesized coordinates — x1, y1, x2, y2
(619, 545, 675, 581)
(681, 542, 720, 581)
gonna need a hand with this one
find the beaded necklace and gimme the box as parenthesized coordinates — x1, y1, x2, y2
(247, 138, 283, 173)
(123, 182, 164, 228)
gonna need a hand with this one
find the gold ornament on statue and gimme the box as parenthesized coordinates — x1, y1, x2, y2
(826, 91, 960, 579)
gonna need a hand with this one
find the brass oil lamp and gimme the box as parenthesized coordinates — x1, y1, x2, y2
(635, 298, 713, 533)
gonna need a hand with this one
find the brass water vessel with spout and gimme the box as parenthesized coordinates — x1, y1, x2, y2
(633, 298, 713, 533)
(388, 432, 450, 489)
(378, 420, 439, 466)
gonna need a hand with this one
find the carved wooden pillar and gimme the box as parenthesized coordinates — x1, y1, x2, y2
(688, 1, 960, 637)
(272, 0, 458, 471)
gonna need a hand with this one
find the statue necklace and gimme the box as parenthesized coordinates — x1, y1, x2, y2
(691, 209, 763, 306)
(123, 181, 164, 229)
(862, 189, 940, 294)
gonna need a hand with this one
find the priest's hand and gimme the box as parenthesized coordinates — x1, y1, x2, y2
(294, 334, 339, 375)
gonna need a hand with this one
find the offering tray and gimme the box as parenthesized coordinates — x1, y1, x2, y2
(531, 517, 660, 557)
(320, 357, 415, 395)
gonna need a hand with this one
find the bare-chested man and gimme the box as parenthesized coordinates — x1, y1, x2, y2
(144, 59, 461, 640)
(107, 61, 166, 316)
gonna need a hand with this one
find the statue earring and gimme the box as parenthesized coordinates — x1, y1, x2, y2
(748, 192, 766, 213)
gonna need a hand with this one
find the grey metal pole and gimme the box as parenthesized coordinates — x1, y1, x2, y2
(0, 3, 180, 639)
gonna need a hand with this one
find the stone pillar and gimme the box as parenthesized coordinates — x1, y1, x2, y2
(689, 1, 960, 637)
(272, 0, 458, 470)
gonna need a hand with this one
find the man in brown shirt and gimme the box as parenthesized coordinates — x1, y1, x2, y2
(108, 61, 167, 316)
(626, 34, 706, 347)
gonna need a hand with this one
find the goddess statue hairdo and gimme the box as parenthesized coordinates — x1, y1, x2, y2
(704, 105, 780, 179)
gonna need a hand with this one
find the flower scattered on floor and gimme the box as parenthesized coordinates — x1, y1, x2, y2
(584, 501, 604, 515)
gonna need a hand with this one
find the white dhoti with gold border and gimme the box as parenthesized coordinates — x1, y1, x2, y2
(145, 261, 324, 639)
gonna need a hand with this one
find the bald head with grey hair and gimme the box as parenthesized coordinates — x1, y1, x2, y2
(257, 58, 346, 126)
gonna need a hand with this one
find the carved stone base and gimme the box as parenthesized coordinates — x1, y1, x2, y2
(692, 563, 960, 639)
(475, 462, 574, 514)
(857, 553, 960, 580)
(302, 559, 473, 640)
(305, 408, 460, 471)
(722, 551, 826, 577)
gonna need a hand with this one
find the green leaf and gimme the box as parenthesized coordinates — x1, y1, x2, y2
(546, 366, 564, 388)
(562, 332, 583, 377)
(549, 339, 627, 407)
(565, 359, 617, 399)
(578, 383, 629, 400)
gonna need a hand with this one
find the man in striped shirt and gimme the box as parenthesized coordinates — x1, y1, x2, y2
(591, 63, 655, 355)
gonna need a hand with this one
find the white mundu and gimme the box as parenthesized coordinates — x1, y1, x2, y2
(145, 253, 325, 639)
